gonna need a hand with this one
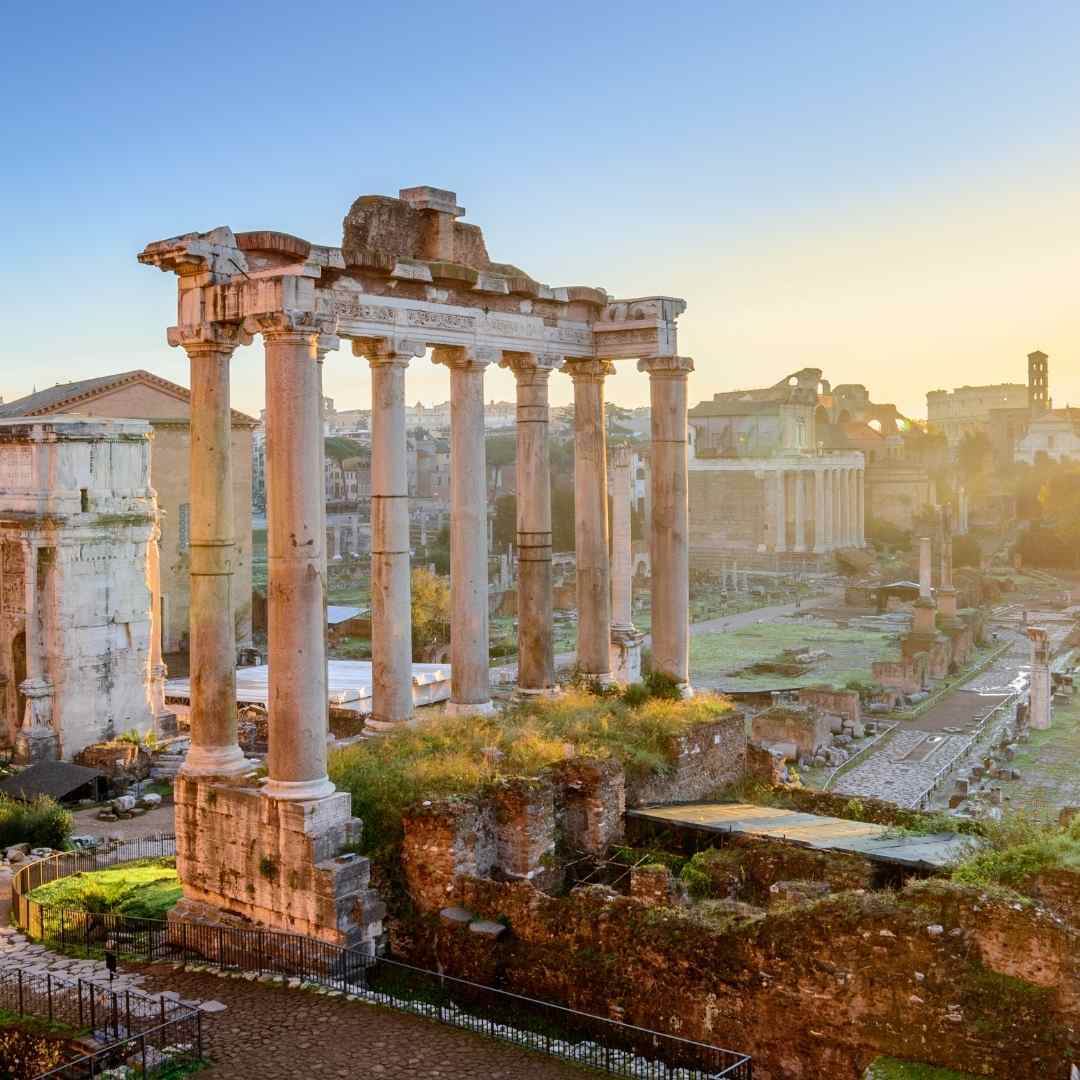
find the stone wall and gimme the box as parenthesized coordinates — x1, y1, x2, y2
(750, 705, 832, 758)
(624, 714, 746, 806)
(172, 775, 384, 950)
(688, 470, 766, 567)
(73, 741, 151, 781)
(401, 715, 746, 912)
(798, 688, 861, 726)
(404, 875, 1080, 1080)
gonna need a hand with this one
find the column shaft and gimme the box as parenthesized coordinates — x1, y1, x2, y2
(568, 360, 615, 680)
(640, 356, 694, 694)
(437, 349, 494, 713)
(813, 468, 826, 553)
(610, 446, 634, 629)
(508, 356, 556, 692)
(793, 470, 806, 552)
(264, 328, 334, 799)
(857, 468, 866, 545)
(773, 469, 787, 552)
(365, 343, 417, 727)
(184, 340, 246, 776)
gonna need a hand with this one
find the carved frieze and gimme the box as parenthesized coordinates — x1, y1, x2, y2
(1, 541, 25, 614)
(0, 447, 32, 490)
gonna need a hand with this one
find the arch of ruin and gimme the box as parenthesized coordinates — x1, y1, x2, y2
(139, 185, 694, 942)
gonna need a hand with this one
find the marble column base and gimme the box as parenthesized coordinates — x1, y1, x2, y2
(14, 729, 59, 765)
(181, 743, 251, 779)
(444, 699, 497, 718)
(610, 626, 646, 686)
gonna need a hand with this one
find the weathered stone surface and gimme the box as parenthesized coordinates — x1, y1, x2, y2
(0, 417, 157, 760)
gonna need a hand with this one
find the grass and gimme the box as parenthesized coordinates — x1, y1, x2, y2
(994, 694, 1080, 819)
(864, 1057, 984, 1080)
(329, 689, 736, 862)
(950, 813, 1080, 888)
(26, 857, 181, 920)
(689, 619, 895, 691)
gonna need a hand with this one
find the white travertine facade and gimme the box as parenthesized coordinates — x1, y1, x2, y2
(140, 185, 693, 943)
(0, 417, 157, 761)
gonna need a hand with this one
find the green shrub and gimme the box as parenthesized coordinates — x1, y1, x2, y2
(951, 813, 1080, 887)
(329, 690, 736, 865)
(0, 795, 72, 850)
(642, 671, 683, 701)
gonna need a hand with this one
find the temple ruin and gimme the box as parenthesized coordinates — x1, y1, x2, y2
(139, 185, 694, 943)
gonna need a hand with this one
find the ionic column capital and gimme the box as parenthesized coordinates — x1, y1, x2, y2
(638, 355, 694, 378)
(431, 344, 496, 371)
(564, 357, 616, 383)
(352, 336, 426, 368)
(500, 351, 563, 377)
(167, 321, 251, 356)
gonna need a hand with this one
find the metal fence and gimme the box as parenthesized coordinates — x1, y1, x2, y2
(0, 966, 202, 1079)
(12, 840, 752, 1079)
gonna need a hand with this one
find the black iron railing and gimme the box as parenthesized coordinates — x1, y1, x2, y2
(12, 840, 751, 1079)
(0, 966, 202, 1079)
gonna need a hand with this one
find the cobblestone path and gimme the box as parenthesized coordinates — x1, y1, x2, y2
(829, 728, 970, 805)
(135, 965, 587, 1080)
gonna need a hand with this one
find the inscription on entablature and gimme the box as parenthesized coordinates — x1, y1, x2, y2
(549, 327, 592, 348)
(0, 447, 32, 490)
(1, 541, 25, 615)
(592, 328, 660, 347)
(405, 309, 476, 332)
(333, 297, 396, 323)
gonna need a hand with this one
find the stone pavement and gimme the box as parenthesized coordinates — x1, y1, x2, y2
(133, 965, 587, 1079)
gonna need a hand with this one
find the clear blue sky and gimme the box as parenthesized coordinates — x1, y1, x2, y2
(5, 1, 1080, 418)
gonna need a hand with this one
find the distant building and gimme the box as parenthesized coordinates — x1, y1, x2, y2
(0, 371, 256, 654)
(1016, 408, 1080, 464)
(927, 383, 1029, 446)
(688, 368, 864, 570)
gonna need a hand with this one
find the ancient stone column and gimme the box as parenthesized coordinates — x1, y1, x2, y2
(434, 346, 495, 715)
(147, 514, 173, 733)
(261, 318, 335, 800)
(813, 467, 827, 554)
(180, 329, 248, 777)
(840, 468, 851, 547)
(566, 359, 616, 684)
(1026, 626, 1052, 730)
(14, 539, 57, 764)
(355, 338, 425, 728)
(938, 504, 959, 624)
(912, 536, 937, 637)
(502, 352, 559, 694)
(609, 443, 645, 684)
(823, 468, 834, 551)
(793, 470, 807, 552)
(610, 445, 635, 630)
(857, 468, 866, 546)
(639, 355, 694, 696)
(773, 469, 787, 553)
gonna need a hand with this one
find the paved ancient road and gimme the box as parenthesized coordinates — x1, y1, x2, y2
(135, 966, 587, 1080)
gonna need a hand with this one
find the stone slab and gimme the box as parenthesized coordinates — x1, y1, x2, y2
(628, 802, 978, 871)
(167, 660, 451, 714)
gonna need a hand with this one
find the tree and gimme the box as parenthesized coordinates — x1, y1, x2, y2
(552, 485, 575, 551)
(492, 494, 516, 550)
(411, 567, 450, 658)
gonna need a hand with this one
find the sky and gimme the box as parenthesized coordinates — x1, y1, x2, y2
(3, 1, 1080, 420)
